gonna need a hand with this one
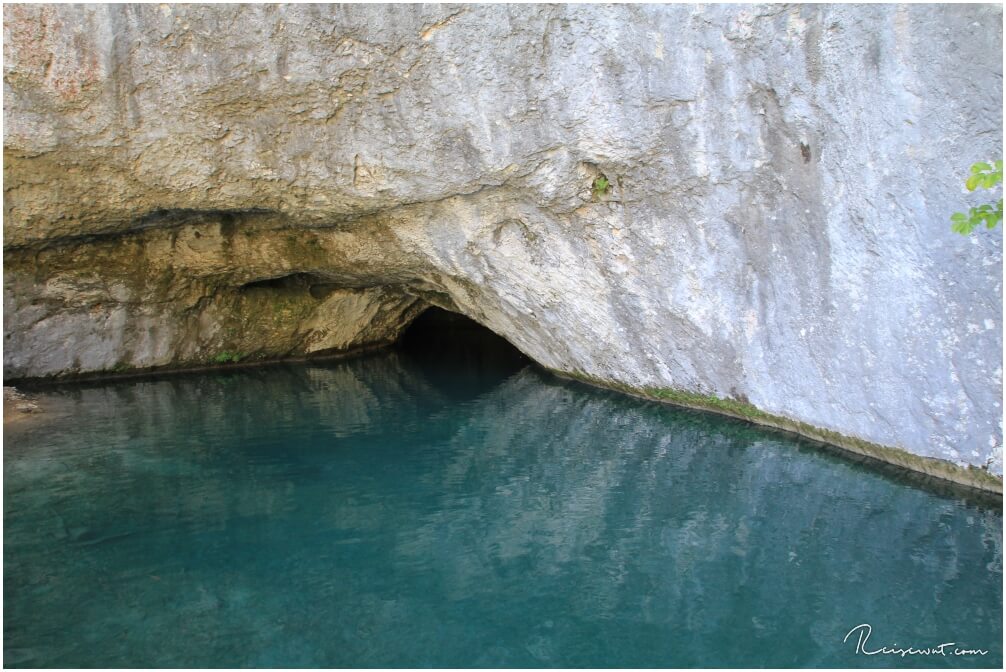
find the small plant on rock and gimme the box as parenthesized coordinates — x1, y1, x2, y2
(213, 351, 243, 364)
(592, 175, 611, 199)
(951, 160, 1002, 234)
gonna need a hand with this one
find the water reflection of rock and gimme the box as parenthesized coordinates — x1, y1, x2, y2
(4, 357, 1002, 667)
(394, 370, 1003, 665)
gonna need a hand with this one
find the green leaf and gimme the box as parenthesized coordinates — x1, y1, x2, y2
(952, 219, 976, 235)
(951, 161, 1003, 234)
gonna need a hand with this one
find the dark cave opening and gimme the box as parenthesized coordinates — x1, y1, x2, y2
(395, 307, 530, 395)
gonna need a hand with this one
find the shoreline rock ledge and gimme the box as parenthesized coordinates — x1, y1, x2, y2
(3, 4, 1002, 488)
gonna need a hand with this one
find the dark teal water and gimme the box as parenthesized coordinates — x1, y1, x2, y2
(4, 341, 1002, 667)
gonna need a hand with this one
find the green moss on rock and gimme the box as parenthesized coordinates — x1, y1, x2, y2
(549, 368, 1003, 496)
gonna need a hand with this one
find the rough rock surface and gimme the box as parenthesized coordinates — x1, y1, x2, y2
(3, 4, 1003, 475)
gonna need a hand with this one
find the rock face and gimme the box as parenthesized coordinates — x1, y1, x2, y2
(4, 4, 1003, 476)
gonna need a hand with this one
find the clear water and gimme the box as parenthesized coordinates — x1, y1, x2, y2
(4, 327, 1002, 667)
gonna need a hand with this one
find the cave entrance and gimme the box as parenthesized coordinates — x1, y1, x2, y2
(395, 307, 530, 396)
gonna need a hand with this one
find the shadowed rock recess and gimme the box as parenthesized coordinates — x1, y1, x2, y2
(3, 5, 1002, 489)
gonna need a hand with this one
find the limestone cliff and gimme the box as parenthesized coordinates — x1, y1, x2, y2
(4, 4, 1002, 482)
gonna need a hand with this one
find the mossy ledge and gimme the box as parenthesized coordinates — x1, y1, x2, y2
(548, 368, 1004, 497)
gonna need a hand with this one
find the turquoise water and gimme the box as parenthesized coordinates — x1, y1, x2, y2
(4, 326, 1002, 667)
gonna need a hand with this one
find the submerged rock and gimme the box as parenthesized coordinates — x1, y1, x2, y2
(3, 4, 1002, 477)
(4, 387, 40, 417)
